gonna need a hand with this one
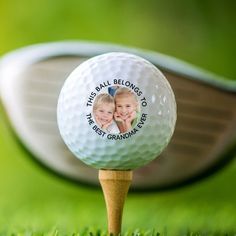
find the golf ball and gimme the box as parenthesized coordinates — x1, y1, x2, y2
(57, 52, 176, 170)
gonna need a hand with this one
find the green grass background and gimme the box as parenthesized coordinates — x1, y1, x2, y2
(0, 0, 236, 235)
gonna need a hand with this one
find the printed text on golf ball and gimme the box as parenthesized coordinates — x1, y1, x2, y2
(86, 78, 148, 140)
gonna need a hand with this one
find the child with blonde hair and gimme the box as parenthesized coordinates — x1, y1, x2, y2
(114, 87, 140, 133)
(93, 93, 120, 134)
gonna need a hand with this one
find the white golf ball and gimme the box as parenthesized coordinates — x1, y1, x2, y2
(57, 52, 176, 170)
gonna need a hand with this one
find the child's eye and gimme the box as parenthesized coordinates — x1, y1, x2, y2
(99, 110, 104, 113)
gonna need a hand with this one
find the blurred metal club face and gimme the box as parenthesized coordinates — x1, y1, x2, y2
(1, 41, 236, 190)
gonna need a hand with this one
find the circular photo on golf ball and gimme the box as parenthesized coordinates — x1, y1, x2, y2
(92, 86, 141, 134)
(57, 52, 176, 170)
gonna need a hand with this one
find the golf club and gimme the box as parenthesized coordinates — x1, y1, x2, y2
(1, 41, 236, 190)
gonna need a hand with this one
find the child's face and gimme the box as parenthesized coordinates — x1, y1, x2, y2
(115, 94, 137, 120)
(94, 103, 114, 125)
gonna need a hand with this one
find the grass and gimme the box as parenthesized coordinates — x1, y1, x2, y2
(2, 229, 236, 236)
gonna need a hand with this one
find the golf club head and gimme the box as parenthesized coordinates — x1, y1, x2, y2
(1, 41, 236, 190)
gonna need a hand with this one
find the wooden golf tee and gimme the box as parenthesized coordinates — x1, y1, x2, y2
(99, 169, 133, 236)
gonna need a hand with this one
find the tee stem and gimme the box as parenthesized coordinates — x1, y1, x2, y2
(99, 169, 133, 235)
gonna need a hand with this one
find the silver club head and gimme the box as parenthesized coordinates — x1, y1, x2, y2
(1, 41, 236, 190)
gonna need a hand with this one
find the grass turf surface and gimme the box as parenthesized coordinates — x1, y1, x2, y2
(0, 105, 236, 236)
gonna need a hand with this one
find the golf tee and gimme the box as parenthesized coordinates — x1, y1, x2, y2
(99, 169, 133, 235)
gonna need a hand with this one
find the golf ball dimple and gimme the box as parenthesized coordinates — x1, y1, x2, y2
(57, 52, 176, 170)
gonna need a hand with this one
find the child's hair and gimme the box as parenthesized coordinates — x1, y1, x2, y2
(114, 87, 140, 111)
(93, 93, 115, 112)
